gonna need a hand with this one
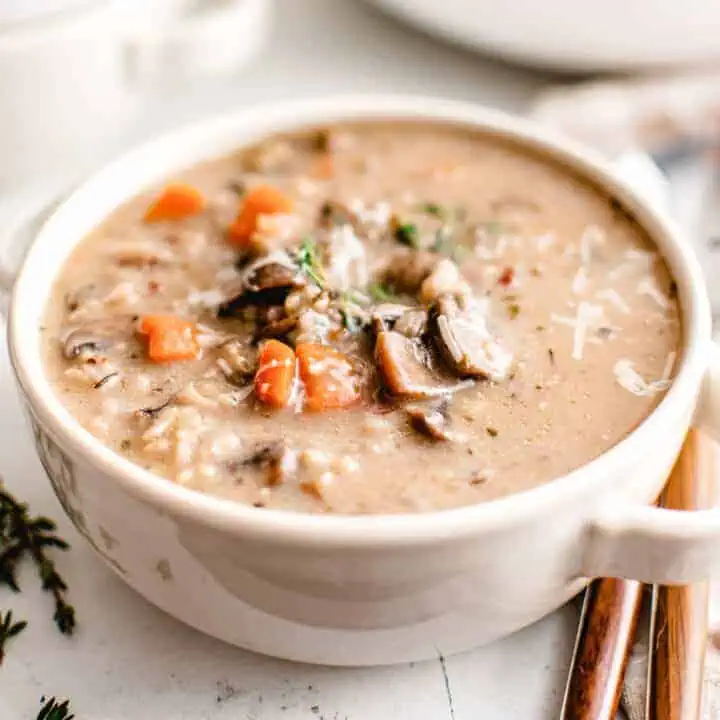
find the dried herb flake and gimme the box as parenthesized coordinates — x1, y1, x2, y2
(393, 221, 419, 248)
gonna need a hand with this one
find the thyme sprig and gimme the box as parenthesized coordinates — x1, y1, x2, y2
(297, 237, 326, 288)
(0, 489, 75, 636)
(0, 610, 26, 664)
(367, 282, 399, 303)
(37, 697, 75, 720)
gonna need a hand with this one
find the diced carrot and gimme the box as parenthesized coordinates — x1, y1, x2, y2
(296, 343, 360, 412)
(143, 183, 206, 223)
(254, 339, 297, 408)
(228, 185, 293, 247)
(138, 315, 199, 362)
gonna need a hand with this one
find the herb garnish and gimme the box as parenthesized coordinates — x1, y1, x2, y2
(393, 220, 419, 248)
(419, 202, 445, 218)
(367, 283, 398, 303)
(227, 180, 246, 198)
(297, 237, 326, 288)
(0, 610, 27, 664)
(0, 488, 75, 636)
(37, 697, 75, 720)
(339, 307, 362, 333)
(507, 303, 520, 319)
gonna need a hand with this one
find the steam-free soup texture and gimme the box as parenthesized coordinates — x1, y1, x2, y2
(42, 123, 681, 514)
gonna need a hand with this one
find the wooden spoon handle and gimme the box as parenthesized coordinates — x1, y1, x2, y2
(560, 577, 644, 720)
(647, 430, 713, 720)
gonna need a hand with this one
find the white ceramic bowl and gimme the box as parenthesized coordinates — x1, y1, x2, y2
(6, 96, 720, 666)
(366, 0, 720, 71)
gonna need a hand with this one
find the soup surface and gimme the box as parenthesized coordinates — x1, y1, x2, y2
(42, 122, 681, 514)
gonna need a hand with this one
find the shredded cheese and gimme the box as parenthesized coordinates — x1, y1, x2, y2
(595, 288, 631, 314)
(613, 354, 675, 397)
(535, 232, 556, 252)
(579, 225, 606, 266)
(571, 267, 588, 295)
(636, 278, 669, 309)
(551, 301, 605, 360)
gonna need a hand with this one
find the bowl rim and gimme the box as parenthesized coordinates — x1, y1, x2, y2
(8, 93, 712, 546)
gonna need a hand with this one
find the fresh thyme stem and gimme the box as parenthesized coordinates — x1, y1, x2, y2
(37, 697, 75, 720)
(0, 609, 27, 665)
(0, 489, 75, 636)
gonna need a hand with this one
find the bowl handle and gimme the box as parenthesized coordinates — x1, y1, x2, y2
(582, 342, 720, 584)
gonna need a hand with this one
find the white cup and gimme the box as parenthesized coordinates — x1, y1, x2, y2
(0, 0, 271, 188)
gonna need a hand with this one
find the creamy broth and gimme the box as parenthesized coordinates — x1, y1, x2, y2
(42, 122, 681, 514)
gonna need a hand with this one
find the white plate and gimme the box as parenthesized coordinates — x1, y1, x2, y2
(365, 0, 720, 71)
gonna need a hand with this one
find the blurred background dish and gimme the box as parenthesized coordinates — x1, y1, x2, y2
(365, 0, 720, 71)
(0, 0, 272, 189)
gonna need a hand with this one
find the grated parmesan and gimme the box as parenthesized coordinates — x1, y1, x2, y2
(571, 267, 589, 295)
(551, 301, 605, 360)
(636, 278, 669, 309)
(579, 225, 606, 266)
(535, 232, 556, 252)
(613, 353, 675, 397)
(595, 288, 631, 314)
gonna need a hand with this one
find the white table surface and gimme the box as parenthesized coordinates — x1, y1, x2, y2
(0, 1, 579, 717)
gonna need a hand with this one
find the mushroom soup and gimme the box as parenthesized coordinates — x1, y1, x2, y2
(42, 122, 681, 514)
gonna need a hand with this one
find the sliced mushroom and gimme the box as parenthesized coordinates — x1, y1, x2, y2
(370, 303, 409, 335)
(218, 251, 306, 317)
(230, 441, 298, 487)
(370, 304, 427, 339)
(256, 314, 298, 340)
(393, 309, 428, 339)
(431, 296, 513, 381)
(381, 249, 438, 295)
(419, 258, 471, 304)
(375, 330, 473, 399)
(406, 401, 453, 441)
(243, 255, 304, 293)
(62, 330, 112, 360)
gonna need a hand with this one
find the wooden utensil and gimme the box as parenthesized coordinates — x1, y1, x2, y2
(561, 430, 715, 720)
(560, 577, 644, 719)
(647, 429, 714, 720)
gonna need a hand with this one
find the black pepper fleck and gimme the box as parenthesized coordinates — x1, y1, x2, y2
(486, 426, 499, 437)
